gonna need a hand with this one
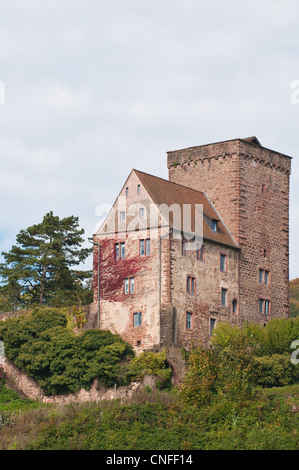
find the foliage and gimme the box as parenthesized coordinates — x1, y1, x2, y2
(180, 335, 256, 407)
(180, 346, 218, 406)
(0, 308, 134, 395)
(0, 212, 92, 309)
(125, 350, 172, 390)
(290, 278, 299, 318)
(0, 385, 298, 450)
(212, 317, 299, 356)
(252, 353, 299, 388)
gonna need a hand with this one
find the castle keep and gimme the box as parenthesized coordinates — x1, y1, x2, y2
(90, 137, 291, 352)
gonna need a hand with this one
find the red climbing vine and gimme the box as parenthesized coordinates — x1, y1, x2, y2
(93, 237, 150, 302)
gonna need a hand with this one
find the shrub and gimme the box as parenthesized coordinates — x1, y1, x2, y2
(252, 353, 299, 388)
(0, 308, 135, 395)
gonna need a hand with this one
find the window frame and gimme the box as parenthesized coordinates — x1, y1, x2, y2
(221, 288, 228, 306)
(220, 253, 227, 272)
(187, 276, 196, 295)
(186, 311, 193, 330)
(133, 312, 142, 327)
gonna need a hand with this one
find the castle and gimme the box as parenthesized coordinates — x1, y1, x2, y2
(90, 137, 291, 352)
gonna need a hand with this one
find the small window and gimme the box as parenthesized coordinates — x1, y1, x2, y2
(212, 220, 218, 232)
(232, 299, 238, 315)
(139, 208, 144, 219)
(264, 249, 267, 258)
(259, 298, 264, 314)
(210, 318, 216, 335)
(182, 238, 187, 256)
(115, 242, 125, 260)
(137, 184, 140, 194)
(186, 312, 193, 330)
(124, 277, 134, 295)
(136, 340, 141, 347)
(134, 312, 142, 327)
(126, 187, 129, 197)
(259, 299, 270, 315)
(187, 276, 196, 295)
(140, 239, 150, 256)
(259, 269, 270, 285)
(120, 211, 125, 221)
(221, 288, 227, 306)
(115, 243, 120, 260)
(259, 269, 264, 283)
(220, 254, 227, 272)
(196, 243, 205, 261)
(120, 242, 125, 259)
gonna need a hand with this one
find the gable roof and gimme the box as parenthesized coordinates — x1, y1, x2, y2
(133, 169, 239, 249)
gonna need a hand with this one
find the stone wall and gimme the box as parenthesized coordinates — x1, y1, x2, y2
(3, 357, 152, 404)
(168, 138, 291, 325)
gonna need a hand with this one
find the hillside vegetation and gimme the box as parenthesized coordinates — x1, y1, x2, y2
(290, 278, 299, 317)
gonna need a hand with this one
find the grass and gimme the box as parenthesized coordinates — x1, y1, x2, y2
(0, 385, 298, 450)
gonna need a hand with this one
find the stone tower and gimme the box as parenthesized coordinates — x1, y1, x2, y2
(167, 137, 292, 324)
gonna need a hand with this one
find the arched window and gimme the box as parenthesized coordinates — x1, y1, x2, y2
(232, 299, 238, 315)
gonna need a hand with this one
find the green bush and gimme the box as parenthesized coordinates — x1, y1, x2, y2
(125, 350, 172, 390)
(0, 308, 135, 395)
(253, 353, 299, 388)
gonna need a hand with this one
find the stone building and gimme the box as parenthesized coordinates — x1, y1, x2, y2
(90, 137, 291, 353)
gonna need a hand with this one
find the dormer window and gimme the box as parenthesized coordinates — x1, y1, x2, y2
(212, 220, 218, 232)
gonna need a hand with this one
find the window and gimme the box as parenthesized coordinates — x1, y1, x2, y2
(137, 184, 140, 194)
(187, 276, 196, 295)
(259, 299, 270, 315)
(212, 220, 218, 232)
(124, 277, 134, 295)
(220, 254, 227, 272)
(182, 238, 187, 256)
(120, 211, 125, 221)
(196, 243, 205, 261)
(136, 340, 141, 347)
(126, 187, 129, 197)
(221, 288, 227, 306)
(134, 312, 142, 327)
(140, 238, 150, 256)
(210, 318, 216, 335)
(259, 268, 264, 283)
(186, 312, 193, 330)
(115, 242, 125, 260)
(139, 208, 144, 219)
(232, 299, 238, 315)
(259, 269, 270, 285)
(115, 243, 120, 260)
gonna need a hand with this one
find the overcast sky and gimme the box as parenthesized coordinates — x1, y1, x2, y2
(0, 0, 299, 279)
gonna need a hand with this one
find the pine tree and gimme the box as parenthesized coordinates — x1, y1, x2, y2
(0, 212, 92, 308)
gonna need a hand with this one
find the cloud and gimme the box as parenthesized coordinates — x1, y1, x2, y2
(0, 0, 298, 280)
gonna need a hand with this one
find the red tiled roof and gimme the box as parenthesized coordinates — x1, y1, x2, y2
(133, 169, 239, 249)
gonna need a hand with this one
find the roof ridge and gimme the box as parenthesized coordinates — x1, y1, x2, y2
(133, 168, 206, 195)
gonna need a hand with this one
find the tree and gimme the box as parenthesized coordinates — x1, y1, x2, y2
(0, 212, 92, 308)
